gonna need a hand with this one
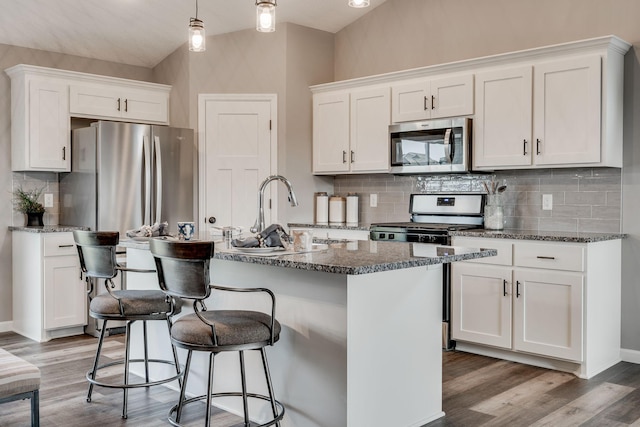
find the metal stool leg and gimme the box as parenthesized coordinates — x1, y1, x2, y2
(261, 348, 281, 427)
(31, 389, 39, 427)
(175, 350, 192, 424)
(239, 351, 250, 427)
(143, 320, 150, 383)
(166, 318, 182, 389)
(205, 352, 216, 427)
(122, 320, 133, 419)
(87, 319, 108, 402)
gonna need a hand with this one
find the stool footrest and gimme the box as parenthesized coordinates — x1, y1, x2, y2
(167, 392, 285, 427)
(86, 359, 183, 390)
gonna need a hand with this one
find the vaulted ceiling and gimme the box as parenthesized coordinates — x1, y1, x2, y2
(0, 0, 386, 68)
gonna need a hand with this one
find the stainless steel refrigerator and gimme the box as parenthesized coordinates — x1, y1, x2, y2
(60, 120, 197, 235)
(59, 120, 197, 336)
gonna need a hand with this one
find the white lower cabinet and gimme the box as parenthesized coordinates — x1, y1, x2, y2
(12, 231, 87, 342)
(451, 236, 621, 379)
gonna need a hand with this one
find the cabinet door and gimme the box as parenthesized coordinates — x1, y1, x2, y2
(474, 66, 533, 169)
(28, 79, 70, 171)
(121, 89, 169, 123)
(430, 74, 474, 119)
(513, 269, 583, 362)
(391, 81, 429, 122)
(533, 56, 601, 166)
(313, 92, 350, 173)
(70, 84, 121, 119)
(350, 87, 390, 172)
(452, 263, 512, 349)
(43, 256, 87, 330)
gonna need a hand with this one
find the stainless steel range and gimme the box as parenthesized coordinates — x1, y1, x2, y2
(370, 193, 485, 350)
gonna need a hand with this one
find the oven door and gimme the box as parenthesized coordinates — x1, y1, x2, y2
(389, 117, 470, 174)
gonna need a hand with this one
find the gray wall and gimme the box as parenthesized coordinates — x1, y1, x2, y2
(0, 44, 154, 324)
(333, 0, 640, 353)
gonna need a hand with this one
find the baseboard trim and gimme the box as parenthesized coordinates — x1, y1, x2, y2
(621, 348, 640, 364)
(0, 321, 13, 333)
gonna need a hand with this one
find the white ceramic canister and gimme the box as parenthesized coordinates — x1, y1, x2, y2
(346, 193, 359, 224)
(315, 192, 329, 224)
(329, 196, 346, 223)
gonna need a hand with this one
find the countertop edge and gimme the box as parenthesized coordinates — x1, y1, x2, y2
(9, 225, 90, 233)
(449, 229, 626, 243)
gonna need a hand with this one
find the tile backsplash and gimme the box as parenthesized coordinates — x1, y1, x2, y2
(12, 172, 60, 227)
(334, 167, 622, 233)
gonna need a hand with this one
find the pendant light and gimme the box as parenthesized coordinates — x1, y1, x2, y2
(348, 0, 370, 8)
(256, 0, 276, 33)
(188, 0, 206, 52)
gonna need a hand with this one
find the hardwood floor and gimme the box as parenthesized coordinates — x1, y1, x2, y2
(1, 331, 640, 426)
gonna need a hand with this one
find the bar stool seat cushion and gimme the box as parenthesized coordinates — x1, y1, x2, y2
(90, 289, 181, 318)
(0, 349, 40, 399)
(172, 311, 281, 347)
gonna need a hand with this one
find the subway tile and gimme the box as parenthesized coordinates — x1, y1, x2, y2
(514, 203, 552, 218)
(607, 191, 621, 206)
(551, 205, 592, 219)
(578, 219, 621, 233)
(578, 175, 621, 192)
(540, 176, 579, 192)
(591, 205, 621, 220)
(538, 218, 578, 232)
(564, 191, 606, 205)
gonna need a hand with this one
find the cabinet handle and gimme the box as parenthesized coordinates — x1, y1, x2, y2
(431, 95, 435, 110)
(117, 98, 121, 111)
(423, 96, 428, 111)
(516, 281, 521, 298)
(523, 139, 528, 155)
(58, 244, 74, 248)
(503, 279, 508, 297)
(350, 150, 355, 163)
(124, 99, 128, 112)
(342, 150, 347, 163)
(536, 255, 556, 260)
(62, 146, 66, 161)
(536, 138, 541, 155)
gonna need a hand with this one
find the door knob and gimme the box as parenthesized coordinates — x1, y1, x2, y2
(207, 216, 217, 224)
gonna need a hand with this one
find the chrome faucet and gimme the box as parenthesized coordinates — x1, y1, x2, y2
(251, 175, 299, 233)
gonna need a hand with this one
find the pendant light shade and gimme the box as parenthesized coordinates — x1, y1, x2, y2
(256, 0, 276, 32)
(348, 0, 370, 7)
(188, 0, 205, 52)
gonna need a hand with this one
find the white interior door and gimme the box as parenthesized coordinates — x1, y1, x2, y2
(199, 94, 276, 235)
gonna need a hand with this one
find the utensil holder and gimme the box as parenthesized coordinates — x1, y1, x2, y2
(484, 194, 504, 230)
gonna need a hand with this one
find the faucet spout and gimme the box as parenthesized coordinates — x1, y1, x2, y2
(250, 175, 298, 234)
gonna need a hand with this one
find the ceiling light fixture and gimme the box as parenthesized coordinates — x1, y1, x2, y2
(348, 0, 370, 8)
(256, 0, 277, 33)
(188, 0, 206, 52)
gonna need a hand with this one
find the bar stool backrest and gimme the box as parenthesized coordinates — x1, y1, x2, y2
(149, 239, 215, 301)
(73, 231, 119, 279)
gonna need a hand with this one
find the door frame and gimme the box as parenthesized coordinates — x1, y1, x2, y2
(197, 93, 278, 230)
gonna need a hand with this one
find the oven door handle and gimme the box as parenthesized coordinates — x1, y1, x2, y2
(444, 128, 455, 163)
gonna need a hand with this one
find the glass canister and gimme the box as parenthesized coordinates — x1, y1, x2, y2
(484, 194, 504, 230)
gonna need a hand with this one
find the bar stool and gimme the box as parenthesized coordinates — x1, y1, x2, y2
(149, 238, 285, 427)
(73, 230, 183, 419)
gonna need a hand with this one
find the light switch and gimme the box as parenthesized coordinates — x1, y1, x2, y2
(542, 194, 553, 210)
(44, 193, 53, 208)
(370, 194, 378, 208)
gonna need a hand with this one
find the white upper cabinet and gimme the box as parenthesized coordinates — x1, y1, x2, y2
(6, 64, 172, 172)
(6, 66, 71, 172)
(313, 86, 390, 175)
(70, 82, 169, 124)
(391, 74, 474, 123)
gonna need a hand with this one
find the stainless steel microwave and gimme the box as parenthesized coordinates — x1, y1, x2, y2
(389, 117, 471, 174)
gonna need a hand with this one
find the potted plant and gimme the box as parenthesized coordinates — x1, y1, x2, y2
(12, 186, 46, 226)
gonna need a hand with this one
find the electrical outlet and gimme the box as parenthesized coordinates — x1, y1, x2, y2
(370, 194, 378, 208)
(44, 193, 53, 208)
(542, 194, 553, 210)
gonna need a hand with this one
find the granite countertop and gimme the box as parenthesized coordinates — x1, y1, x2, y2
(450, 228, 626, 243)
(121, 237, 496, 275)
(288, 222, 371, 231)
(9, 225, 89, 233)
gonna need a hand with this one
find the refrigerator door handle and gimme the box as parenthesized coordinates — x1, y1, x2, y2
(154, 135, 163, 225)
(143, 135, 152, 225)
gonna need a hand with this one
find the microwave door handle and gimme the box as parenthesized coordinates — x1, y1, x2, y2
(443, 128, 453, 163)
(448, 128, 455, 162)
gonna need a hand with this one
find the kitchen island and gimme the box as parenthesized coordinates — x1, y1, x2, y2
(121, 238, 496, 427)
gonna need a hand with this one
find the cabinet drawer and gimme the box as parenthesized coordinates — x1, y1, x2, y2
(43, 233, 77, 257)
(513, 242, 584, 272)
(452, 237, 513, 266)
